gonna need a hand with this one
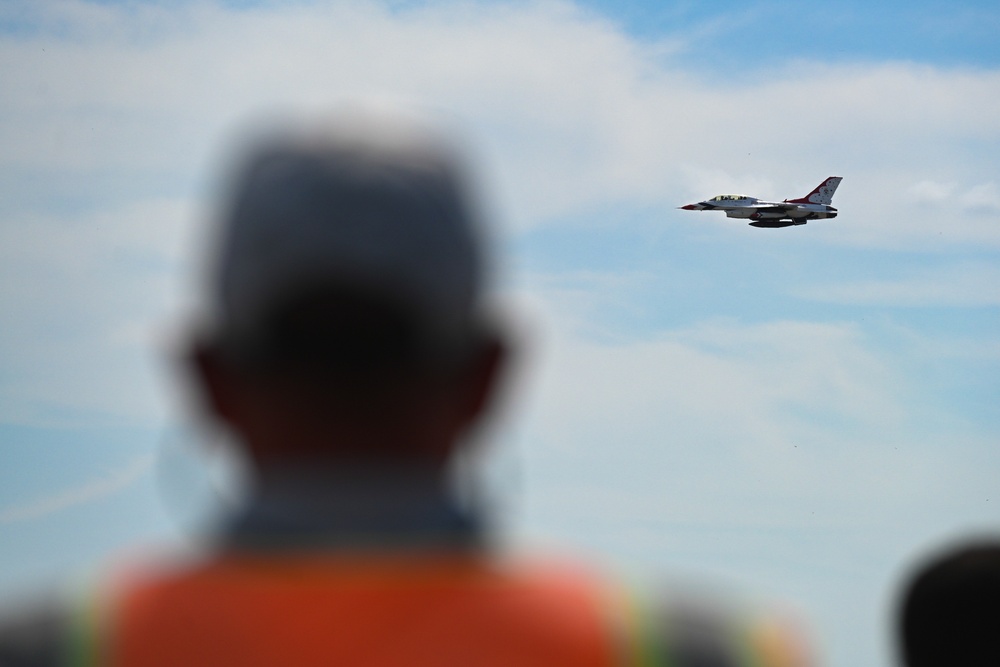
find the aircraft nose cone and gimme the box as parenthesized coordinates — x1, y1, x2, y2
(679, 204, 699, 210)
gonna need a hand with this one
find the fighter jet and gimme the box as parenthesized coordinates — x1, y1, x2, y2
(679, 176, 842, 228)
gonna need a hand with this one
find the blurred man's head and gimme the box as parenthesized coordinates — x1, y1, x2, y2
(189, 109, 504, 470)
(898, 540, 1000, 667)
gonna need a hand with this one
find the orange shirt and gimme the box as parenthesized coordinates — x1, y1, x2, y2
(76, 552, 810, 667)
(101, 553, 625, 667)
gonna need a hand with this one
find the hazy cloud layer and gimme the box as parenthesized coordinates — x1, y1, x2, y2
(794, 261, 1000, 307)
(0, 198, 197, 425)
(1, 1, 998, 239)
(1, 0, 997, 425)
(0, 452, 154, 523)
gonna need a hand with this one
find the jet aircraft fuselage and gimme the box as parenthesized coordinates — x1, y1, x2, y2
(680, 177, 842, 228)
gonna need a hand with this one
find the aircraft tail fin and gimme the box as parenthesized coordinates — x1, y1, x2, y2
(785, 176, 842, 205)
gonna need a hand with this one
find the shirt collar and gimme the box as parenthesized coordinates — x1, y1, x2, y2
(220, 463, 482, 552)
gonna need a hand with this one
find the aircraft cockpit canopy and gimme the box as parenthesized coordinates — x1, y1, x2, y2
(709, 194, 749, 202)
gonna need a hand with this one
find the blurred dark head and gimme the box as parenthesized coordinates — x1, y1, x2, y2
(189, 109, 505, 469)
(898, 540, 1000, 667)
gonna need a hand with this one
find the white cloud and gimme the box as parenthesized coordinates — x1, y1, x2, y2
(960, 182, 1000, 215)
(499, 277, 996, 528)
(794, 262, 1000, 307)
(0, 197, 199, 425)
(0, 2, 1000, 528)
(903, 179, 1000, 223)
(492, 284, 1000, 664)
(524, 314, 906, 461)
(0, 0, 994, 442)
(907, 180, 956, 203)
(0, 0, 996, 244)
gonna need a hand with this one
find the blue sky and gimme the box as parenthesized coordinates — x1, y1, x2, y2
(1, 1, 998, 665)
(580, 0, 1000, 66)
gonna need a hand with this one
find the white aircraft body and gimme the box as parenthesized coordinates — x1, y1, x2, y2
(680, 176, 843, 228)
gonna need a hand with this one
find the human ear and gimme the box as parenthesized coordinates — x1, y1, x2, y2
(186, 341, 243, 427)
(459, 336, 508, 426)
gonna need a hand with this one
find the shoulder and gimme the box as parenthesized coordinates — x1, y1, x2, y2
(619, 585, 812, 667)
(0, 594, 78, 667)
